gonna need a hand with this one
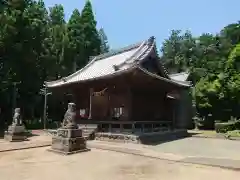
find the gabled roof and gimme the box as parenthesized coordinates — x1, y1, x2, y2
(169, 72, 192, 86)
(138, 68, 191, 87)
(169, 72, 190, 81)
(45, 36, 191, 88)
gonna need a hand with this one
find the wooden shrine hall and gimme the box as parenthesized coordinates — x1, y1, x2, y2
(45, 36, 192, 139)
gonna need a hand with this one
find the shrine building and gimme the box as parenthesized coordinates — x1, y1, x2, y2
(45, 36, 192, 141)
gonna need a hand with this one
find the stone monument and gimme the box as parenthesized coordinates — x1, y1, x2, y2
(4, 108, 27, 142)
(48, 102, 89, 155)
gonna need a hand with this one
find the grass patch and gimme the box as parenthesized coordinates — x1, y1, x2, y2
(215, 121, 240, 133)
(226, 130, 240, 137)
(189, 130, 217, 135)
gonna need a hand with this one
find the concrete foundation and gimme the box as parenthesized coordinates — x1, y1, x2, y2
(4, 125, 27, 142)
(48, 128, 90, 155)
(95, 129, 189, 144)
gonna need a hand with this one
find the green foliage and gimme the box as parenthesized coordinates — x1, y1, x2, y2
(24, 119, 59, 130)
(225, 44, 240, 71)
(0, 0, 109, 121)
(99, 28, 110, 53)
(193, 44, 240, 124)
(161, 21, 240, 127)
(49, 4, 65, 25)
(226, 130, 240, 137)
(67, 9, 83, 72)
(80, 0, 101, 67)
(221, 22, 240, 46)
(215, 121, 240, 133)
(47, 4, 69, 78)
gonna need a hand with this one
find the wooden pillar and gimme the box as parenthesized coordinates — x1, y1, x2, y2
(127, 86, 132, 121)
(172, 103, 175, 130)
(108, 93, 111, 120)
(88, 88, 93, 120)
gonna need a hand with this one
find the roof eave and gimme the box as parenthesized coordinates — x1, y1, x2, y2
(137, 67, 192, 88)
(45, 36, 156, 88)
(169, 71, 190, 81)
(45, 66, 138, 88)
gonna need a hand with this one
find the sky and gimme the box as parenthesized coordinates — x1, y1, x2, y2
(43, 0, 239, 49)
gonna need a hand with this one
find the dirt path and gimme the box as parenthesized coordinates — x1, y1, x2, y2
(0, 147, 239, 180)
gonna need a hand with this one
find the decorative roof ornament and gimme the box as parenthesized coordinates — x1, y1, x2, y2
(147, 36, 155, 45)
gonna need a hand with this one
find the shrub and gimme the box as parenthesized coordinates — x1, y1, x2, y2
(215, 121, 240, 133)
(193, 115, 215, 130)
(226, 130, 240, 137)
(24, 119, 59, 130)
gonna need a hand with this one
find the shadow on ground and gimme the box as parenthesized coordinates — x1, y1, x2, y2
(141, 132, 199, 146)
(0, 130, 39, 140)
(26, 131, 40, 137)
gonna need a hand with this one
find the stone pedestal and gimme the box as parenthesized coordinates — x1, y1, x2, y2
(4, 125, 27, 142)
(48, 128, 90, 155)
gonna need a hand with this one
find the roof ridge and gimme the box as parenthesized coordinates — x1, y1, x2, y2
(115, 36, 155, 68)
(95, 39, 150, 61)
(115, 41, 146, 69)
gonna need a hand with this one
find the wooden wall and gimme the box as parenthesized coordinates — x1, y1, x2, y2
(131, 89, 173, 121)
(72, 84, 132, 121)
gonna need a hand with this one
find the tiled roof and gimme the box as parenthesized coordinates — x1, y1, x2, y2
(45, 37, 155, 87)
(138, 68, 191, 87)
(45, 36, 191, 88)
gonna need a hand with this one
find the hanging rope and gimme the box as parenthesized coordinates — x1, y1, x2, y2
(92, 88, 108, 96)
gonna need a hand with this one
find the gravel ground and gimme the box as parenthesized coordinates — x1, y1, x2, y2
(0, 147, 239, 180)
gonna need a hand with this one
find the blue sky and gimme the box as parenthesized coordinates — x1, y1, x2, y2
(44, 0, 239, 49)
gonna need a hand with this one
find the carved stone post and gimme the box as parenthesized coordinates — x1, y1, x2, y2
(4, 108, 27, 142)
(48, 102, 90, 155)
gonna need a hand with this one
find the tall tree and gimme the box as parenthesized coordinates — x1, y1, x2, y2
(47, 4, 69, 79)
(161, 30, 196, 73)
(67, 9, 83, 72)
(161, 30, 185, 73)
(49, 4, 65, 26)
(80, 0, 101, 67)
(0, 0, 111, 123)
(20, 0, 50, 117)
(0, 0, 50, 118)
(98, 28, 109, 53)
(221, 22, 240, 46)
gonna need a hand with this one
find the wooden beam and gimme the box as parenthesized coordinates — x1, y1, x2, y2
(88, 88, 93, 119)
